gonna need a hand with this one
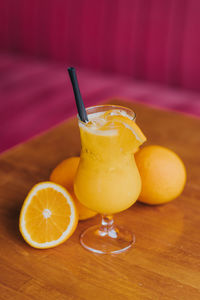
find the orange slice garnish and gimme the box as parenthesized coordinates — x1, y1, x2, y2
(101, 111, 147, 150)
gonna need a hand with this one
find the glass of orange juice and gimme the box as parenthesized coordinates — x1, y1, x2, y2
(74, 105, 146, 254)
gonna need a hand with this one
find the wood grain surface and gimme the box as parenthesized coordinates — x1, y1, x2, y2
(0, 99, 200, 300)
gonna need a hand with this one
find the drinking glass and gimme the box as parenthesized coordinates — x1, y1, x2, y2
(74, 105, 141, 254)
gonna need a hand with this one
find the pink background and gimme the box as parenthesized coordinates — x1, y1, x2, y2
(0, 0, 200, 152)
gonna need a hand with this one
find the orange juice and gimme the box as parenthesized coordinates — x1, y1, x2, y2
(74, 105, 146, 215)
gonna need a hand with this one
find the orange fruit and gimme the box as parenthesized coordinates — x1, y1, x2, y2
(50, 157, 97, 220)
(50, 157, 80, 190)
(19, 182, 78, 249)
(135, 145, 186, 205)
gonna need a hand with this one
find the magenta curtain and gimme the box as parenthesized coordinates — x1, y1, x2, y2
(0, 0, 200, 91)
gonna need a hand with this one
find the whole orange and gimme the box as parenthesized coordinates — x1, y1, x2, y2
(50, 157, 97, 220)
(135, 145, 186, 205)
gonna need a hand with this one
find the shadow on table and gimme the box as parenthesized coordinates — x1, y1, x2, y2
(122, 200, 185, 254)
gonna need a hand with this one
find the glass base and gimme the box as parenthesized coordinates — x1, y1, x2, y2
(80, 224, 135, 254)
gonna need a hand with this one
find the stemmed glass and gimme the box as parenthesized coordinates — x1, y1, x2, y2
(74, 105, 142, 254)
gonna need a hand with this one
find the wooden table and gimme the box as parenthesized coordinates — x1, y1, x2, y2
(0, 100, 200, 300)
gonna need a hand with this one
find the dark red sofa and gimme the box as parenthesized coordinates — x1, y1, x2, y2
(1, 0, 200, 153)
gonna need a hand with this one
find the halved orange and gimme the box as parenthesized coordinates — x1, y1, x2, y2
(19, 182, 78, 249)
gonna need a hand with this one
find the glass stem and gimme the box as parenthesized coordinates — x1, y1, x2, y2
(99, 215, 118, 238)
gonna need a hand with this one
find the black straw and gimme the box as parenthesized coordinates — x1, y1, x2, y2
(68, 67, 88, 123)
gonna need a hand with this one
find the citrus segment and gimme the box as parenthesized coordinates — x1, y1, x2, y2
(99, 111, 146, 151)
(105, 114, 146, 143)
(19, 182, 78, 248)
